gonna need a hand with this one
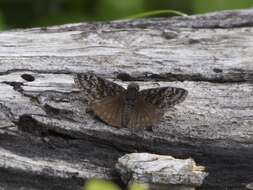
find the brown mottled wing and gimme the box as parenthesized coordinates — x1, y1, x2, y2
(91, 95, 124, 128)
(74, 73, 125, 103)
(139, 87, 188, 110)
(127, 97, 163, 129)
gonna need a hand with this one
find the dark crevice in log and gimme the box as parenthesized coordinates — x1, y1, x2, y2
(120, 72, 251, 83)
(2, 81, 24, 92)
(0, 168, 85, 190)
(42, 104, 77, 122)
(21, 73, 35, 82)
(16, 114, 76, 139)
(0, 67, 253, 84)
(0, 131, 122, 170)
(0, 68, 74, 76)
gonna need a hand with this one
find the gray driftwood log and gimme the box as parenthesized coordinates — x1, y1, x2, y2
(0, 8, 253, 190)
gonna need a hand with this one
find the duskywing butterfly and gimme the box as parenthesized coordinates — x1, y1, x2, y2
(74, 73, 188, 129)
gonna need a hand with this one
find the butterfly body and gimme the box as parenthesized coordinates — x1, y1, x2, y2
(74, 73, 188, 129)
(121, 83, 140, 127)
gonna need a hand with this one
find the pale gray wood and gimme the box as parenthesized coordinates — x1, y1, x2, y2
(0, 8, 253, 190)
(116, 153, 208, 189)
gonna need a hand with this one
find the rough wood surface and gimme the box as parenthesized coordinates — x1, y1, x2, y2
(0, 8, 253, 190)
(116, 153, 208, 189)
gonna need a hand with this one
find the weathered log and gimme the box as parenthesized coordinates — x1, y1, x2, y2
(0, 8, 253, 190)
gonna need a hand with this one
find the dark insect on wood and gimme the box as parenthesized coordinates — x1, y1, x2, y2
(74, 73, 188, 129)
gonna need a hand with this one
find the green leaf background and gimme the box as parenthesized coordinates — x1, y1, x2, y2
(0, 0, 252, 30)
(1, 0, 251, 188)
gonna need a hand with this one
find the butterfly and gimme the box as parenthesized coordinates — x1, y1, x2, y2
(74, 73, 188, 129)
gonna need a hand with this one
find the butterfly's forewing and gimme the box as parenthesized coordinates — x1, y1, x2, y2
(74, 73, 125, 103)
(91, 95, 124, 128)
(139, 87, 188, 110)
(127, 97, 163, 129)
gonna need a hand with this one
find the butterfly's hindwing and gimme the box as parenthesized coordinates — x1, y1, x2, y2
(139, 87, 188, 110)
(91, 95, 124, 128)
(74, 73, 125, 103)
(127, 97, 163, 128)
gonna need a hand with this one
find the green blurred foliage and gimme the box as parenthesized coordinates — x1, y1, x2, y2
(146, 0, 193, 15)
(192, 0, 253, 13)
(84, 179, 121, 190)
(130, 183, 149, 190)
(83, 179, 148, 190)
(97, 0, 146, 20)
(0, 0, 252, 30)
(0, 11, 6, 30)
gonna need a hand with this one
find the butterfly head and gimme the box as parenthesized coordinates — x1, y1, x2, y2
(126, 83, 139, 101)
(127, 83, 139, 91)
